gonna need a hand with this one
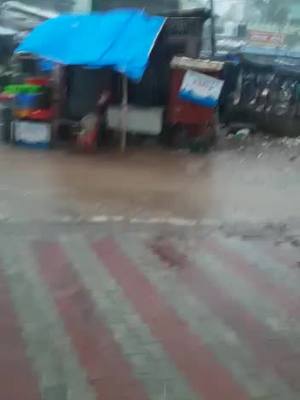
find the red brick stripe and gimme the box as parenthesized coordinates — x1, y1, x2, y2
(33, 241, 149, 400)
(92, 237, 249, 400)
(204, 238, 300, 319)
(0, 264, 40, 400)
(153, 239, 300, 392)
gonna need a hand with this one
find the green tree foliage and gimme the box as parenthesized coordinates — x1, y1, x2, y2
(253, 0, 294, 24)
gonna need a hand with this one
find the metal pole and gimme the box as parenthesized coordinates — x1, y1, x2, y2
(121, 75, 128, 152)
(209, 0, 216, 57)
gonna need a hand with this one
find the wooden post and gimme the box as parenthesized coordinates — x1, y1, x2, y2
(121, 75, 128, 152)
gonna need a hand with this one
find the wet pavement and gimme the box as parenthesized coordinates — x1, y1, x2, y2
(0, 140, 300, 399)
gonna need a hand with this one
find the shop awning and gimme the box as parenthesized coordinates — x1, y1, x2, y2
(15, 9, 165, 81)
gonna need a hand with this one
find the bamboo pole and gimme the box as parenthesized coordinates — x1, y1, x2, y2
(121, 75, 128, 152)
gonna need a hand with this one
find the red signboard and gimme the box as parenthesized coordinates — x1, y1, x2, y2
(248, 30, 285, 46)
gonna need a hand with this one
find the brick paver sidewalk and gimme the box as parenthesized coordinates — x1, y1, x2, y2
(0, 230, 299, 400)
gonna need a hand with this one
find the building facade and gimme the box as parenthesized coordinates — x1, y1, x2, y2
(91, 0, 180, 13)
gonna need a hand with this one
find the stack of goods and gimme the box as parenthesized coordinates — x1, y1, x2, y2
(4, 81, 53, 121)
(3, 78, 53, 148)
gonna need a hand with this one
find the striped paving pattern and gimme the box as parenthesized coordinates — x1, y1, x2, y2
(0, 230, 299, 400)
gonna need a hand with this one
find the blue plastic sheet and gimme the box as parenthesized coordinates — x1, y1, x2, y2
(16, 9, 165, 81)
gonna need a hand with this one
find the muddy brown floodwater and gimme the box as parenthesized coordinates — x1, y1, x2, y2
(0, 143, 299, 224)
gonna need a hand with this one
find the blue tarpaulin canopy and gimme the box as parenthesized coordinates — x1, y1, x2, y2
(15, 9, 166, 81)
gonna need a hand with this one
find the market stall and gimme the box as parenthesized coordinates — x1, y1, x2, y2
(11, 9, 166, 150)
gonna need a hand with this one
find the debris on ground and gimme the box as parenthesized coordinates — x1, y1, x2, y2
(235, 128, 251, 139)
(289, 155, 298, 162)
(219, 131, 300, 161)
(150, 238, 188, 269)
(277, 137, 300, 148)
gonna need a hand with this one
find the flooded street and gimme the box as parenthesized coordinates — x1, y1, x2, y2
(0, 140, 299, 225)
(0, 141, 299, 400)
